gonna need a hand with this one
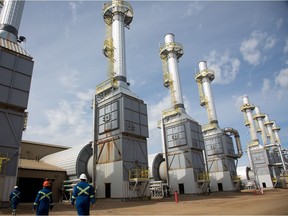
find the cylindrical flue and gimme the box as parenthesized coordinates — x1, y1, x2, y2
(264, 114, 276, 144)
(102, 0, 133, 87)
(254, 106, 268, 146)
(272, 121, 281, 145)
(159, 33, 184, 109)
(240, 96, 259, 145)
(0, 0, 25, 43)
(195, 61, 218, 126)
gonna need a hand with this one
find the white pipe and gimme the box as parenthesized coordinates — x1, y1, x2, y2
(254, 106, 268, 146)
(164, 33, 184, 106)
(224, 127, 243, 158)
(272, 121, 281, 145)
(242, 96, 259, 143)
(272, 121, 287, 171)
(112, 12, 126, 81)
(160, 117, 169, 185)
(0, 0, 25, 43)
(198, 61, 218, 124)
(264, 115, 276, 144)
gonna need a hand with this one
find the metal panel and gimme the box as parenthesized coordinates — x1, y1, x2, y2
(0, 48, 33, 109)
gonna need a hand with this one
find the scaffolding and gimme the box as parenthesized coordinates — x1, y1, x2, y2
(197, 172, 210, 194)
(129, 168, 149, 199)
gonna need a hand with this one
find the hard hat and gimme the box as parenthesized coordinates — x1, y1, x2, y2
(14, 186, 18, 189)
(43, 181, 51, 187)
(79, 173, 87, 180)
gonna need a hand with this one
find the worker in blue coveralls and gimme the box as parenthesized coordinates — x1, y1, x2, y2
(71, 173, 96, 215)
(33, 180, 54, 215)
(9, 186, 21, 215)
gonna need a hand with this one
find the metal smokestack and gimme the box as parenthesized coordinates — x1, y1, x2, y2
(264, 114, 276, 144)
(254, 106, 268, 146)
(103, 0, 133, 88)
(159, 33, 185, 110)
(195, 61, 218, 126)
(0, 0, 25, 43)
(240, 96, 259, 145)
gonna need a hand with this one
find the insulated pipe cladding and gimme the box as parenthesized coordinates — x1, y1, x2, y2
(264, 114, 276, 144)
(196, 61, 218, 125)
(254, 106, 268, 146)
(0, 0, 25, 43)
(159, 33, 185, 109)
(240, 96, 259, 145)
(224, 127, 243, 158)
(102, 0, 133, 87)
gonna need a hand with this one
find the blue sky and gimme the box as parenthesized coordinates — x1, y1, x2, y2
(19, 1, 288, 166)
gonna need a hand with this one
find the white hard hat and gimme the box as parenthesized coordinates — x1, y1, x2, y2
(79, 173, 87, 180)
(14, 186, 18, 189)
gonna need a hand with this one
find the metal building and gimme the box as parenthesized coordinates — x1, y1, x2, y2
(93, 0, 149, 199)
(0, 0, 33, 207)
(156, 33, 208, 195)
(195, 61, 243, 192)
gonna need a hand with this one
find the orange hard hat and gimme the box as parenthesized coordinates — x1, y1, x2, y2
(43, 181, 51, 187)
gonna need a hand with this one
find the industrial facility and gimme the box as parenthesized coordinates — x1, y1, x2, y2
(240, 96, 287, 189)
(149, 33, 208, 196)
(195, 61, 243, 192)
(0, 0, 287, 208)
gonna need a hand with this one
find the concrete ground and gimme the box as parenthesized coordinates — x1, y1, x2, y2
(1, 189, 287, 215)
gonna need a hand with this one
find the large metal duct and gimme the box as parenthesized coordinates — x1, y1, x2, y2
(41, 143, 92, 181)
(148, 153, 166, 181)
(236, 166, 254, 181)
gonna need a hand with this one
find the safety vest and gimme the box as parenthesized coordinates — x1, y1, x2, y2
(12, 191, 20, 200)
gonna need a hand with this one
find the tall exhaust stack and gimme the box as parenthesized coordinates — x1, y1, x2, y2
(264, 115, 286, 172)
(95, 0, 149, 199)
(160, 33, 185, 112)
(254, 106, 268, 146)
(0, 0, 34, 207)
(195, 61, 218, 127)
(0, 0, 25, 42)
(241, 96, 259, 146)
(103, 0, 133, 88)
(195, 61, 242, 192)
(156, 33, 207, 195)
(240, 96, 273, 189)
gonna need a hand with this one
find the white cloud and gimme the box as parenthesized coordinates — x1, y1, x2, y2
(76, 89, 95, 102)
(68, 1, 82, 22)
(205, 50, 240, 84)
(58, 68, 79, 89)
(262, 78, 271, 93)
(264, 36, 276, 50)
(183, 2, 204, 17)
(275, 68, 288, 89)
(276, 18, 283, 30)
(25, 99, 92, 146)
(240, 30, 276, 65)
(147, 94, 171, 153)
(284, 38, 288, 54)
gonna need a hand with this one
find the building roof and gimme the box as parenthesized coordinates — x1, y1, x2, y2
(18, 159, 66, 172)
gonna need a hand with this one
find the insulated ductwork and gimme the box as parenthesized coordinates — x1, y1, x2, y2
(148, 153, 166, 181)
(41, 143, 93, 181)
(224, 127, 243, 158)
